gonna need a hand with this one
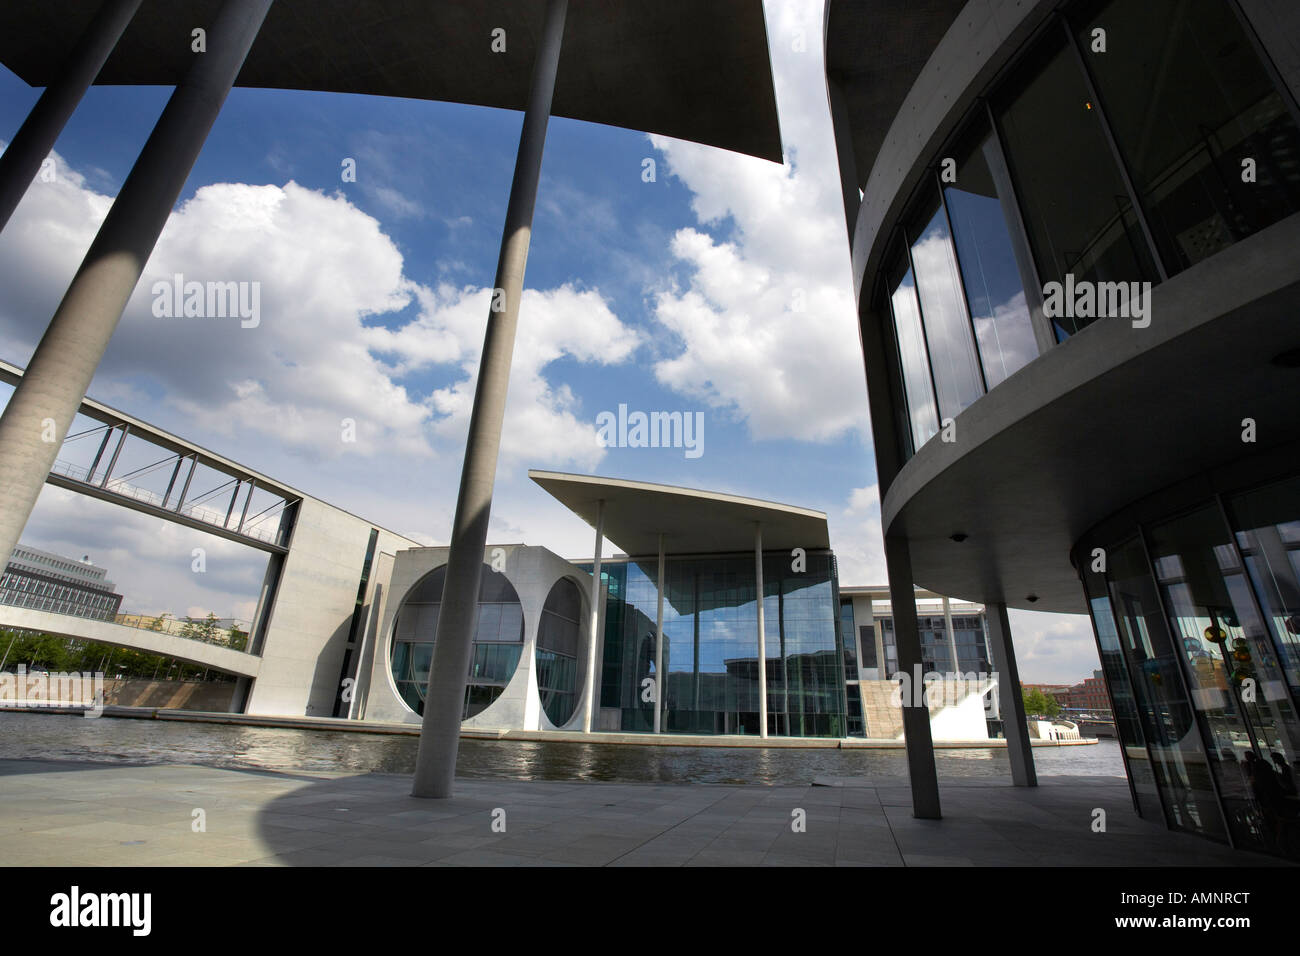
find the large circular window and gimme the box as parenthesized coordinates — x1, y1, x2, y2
(536, 577, 583, 727)
(390, 564, 524, 718)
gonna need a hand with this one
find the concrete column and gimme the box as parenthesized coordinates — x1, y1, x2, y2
(653, 532, 665, 734)
(986, 601, 1037, 787)
(411, 0, 567, 798)
(884, 534, 941, 818)
(579, 499, 605, 732)
(755, 523, 768, 738)
(0, 0, 143, 234)
(0, 0, 274, 567)
(942, 595, 959, 675)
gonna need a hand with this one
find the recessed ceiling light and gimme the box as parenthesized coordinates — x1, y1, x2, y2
(1271, 347, 1300, 368)
(1026, 594, 1039, 603)
(950, 533, 967, 543)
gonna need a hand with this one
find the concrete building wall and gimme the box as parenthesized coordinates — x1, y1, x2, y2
(362, 544, 594, 732)
(245, 496, 416, 717)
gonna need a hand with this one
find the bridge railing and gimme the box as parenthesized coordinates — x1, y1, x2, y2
(49, 459, 282, 545)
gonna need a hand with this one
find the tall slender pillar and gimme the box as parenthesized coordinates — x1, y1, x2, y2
(411, 0, 567, 798)
(0, 0, 274, 568)
(755, 523, 768, 738)
(986, 601, 1037, 786)
(0, 0, 143, 234)
(884, 534, 941, 818)
(581, 498, 604, 733)
(942, 596, 959, 675)
(653, 532, 665, 734)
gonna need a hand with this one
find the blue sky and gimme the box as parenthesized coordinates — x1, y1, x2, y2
(0, 0, 1099, 683)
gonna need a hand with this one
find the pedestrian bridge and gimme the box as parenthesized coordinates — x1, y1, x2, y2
(0, 605, 260, 678)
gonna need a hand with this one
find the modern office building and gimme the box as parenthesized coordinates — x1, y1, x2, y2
(1, 543, 122, 621)
(840, 585, 997, 739)
(361, 473, 851, 738)
(827, 0, 1300, 857)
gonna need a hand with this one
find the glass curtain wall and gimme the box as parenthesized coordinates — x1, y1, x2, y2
(1080, 562, 1164, 820)
(1068, 0, 1300, 274)
(1081, 474, 1300, 858)
(583, 553, 845, 737)
(882, 0, 1300, 450)
(993, 31, 1159, 339)
(942, 122, 1040, 388)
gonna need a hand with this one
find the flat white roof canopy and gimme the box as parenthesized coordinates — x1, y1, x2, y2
(529, 470, 831, 557)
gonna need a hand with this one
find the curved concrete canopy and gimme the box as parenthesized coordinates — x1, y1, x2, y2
(529, 470, 830, 557)
(0, 0, 783, 163)
(881, 215, 1300, 614)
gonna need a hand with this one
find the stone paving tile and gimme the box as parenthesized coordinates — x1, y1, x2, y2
(1, 759, 1287, 867)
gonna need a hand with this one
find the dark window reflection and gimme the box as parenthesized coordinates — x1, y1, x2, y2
(1082, 567, 1163, 819)
(1228, 475, 1300, 700)
(995, 33, 1159, 339)
(1106, 537, 1228, 840)
(537, 576, 583, 727)
(1071, 0, 1300, 274)
(1147, 505, 1300, 854)
(389, 563, 524, 718)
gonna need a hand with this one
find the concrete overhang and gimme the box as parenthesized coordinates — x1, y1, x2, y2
(529, 470, 831, 557)
(823, 0, 968, 192)
(880, 213, 1300, 615)
(0, 0, 783, 163)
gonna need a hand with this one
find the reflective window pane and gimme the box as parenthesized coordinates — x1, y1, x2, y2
(887, 254, 940, 451)
(1107, 537, 1228, 840)
(1072, 0, 1300, 274)
(1228, 476, 1300, 699)
(388, 562, 523, 718)
(944, 122, 1040, 387)
(994, 33, 1159, 339)
(1148, 506, 1300, 855)
(907, 193, 986, 420)
(1082, 566, 1162, 818)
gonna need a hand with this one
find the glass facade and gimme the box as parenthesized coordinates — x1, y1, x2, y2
(942, 122, 1039, 389)
(880, 0, 1300, 458)
(879, 611, 992, 676)
(536, 577, 582, 727)
(1069, 0, 1300, 275)
(389, 564, 524, 718)
(1079, 473, 1300, 859)
(581, 551, 846, 737)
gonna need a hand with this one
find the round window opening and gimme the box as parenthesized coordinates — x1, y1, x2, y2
(536, 577, 583, 727)
(390, 564, 524, 718)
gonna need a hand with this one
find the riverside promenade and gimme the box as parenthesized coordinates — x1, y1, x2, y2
(0, 757, 1286, 867)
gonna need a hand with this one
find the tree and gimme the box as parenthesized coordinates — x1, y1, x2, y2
(1022, 686, 1061, 718)
(225, 625, 248, 652)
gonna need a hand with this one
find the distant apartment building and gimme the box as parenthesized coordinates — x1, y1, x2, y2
(1, 544, 123, 622)
(839, 586, 997, 739)
(1055, 671, 1112, 716)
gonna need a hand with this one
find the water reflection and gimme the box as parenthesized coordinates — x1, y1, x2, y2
(0, 713, 1124, 785)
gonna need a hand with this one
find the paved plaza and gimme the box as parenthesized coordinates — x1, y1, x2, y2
(0, 758, 1289, 866)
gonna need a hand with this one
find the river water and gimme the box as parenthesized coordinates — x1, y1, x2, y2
(0, 712, 1126, 785)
